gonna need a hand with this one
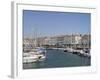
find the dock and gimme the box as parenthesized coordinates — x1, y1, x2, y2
(50, 47, 91, 58)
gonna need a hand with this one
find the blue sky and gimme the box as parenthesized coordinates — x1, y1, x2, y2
(23, 10, 90, 38)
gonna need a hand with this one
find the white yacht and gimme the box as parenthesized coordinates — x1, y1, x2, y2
(23, 48, 46, 63)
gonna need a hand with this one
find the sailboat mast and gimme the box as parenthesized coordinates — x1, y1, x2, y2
(32, 27, 38, 48)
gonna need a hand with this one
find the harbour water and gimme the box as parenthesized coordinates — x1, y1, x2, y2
(23, 49, 90, 69)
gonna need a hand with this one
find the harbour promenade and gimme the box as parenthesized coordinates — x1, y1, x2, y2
(23, 34, 91, 64)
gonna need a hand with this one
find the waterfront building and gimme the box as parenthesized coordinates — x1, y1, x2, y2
(23, 34, 91, 50)
(63, 35, 72, 48)
(74, 34, 82, 44)
(63, 34, 82, 48)
(43, 37, 51, 45)
(36, 37, 46, 46)
(72, 34, 82, 49)
(81, 34, 91, 49)
(56, 35, 64, 47)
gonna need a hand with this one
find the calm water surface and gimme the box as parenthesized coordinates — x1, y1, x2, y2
(23, 49, 90, 69)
